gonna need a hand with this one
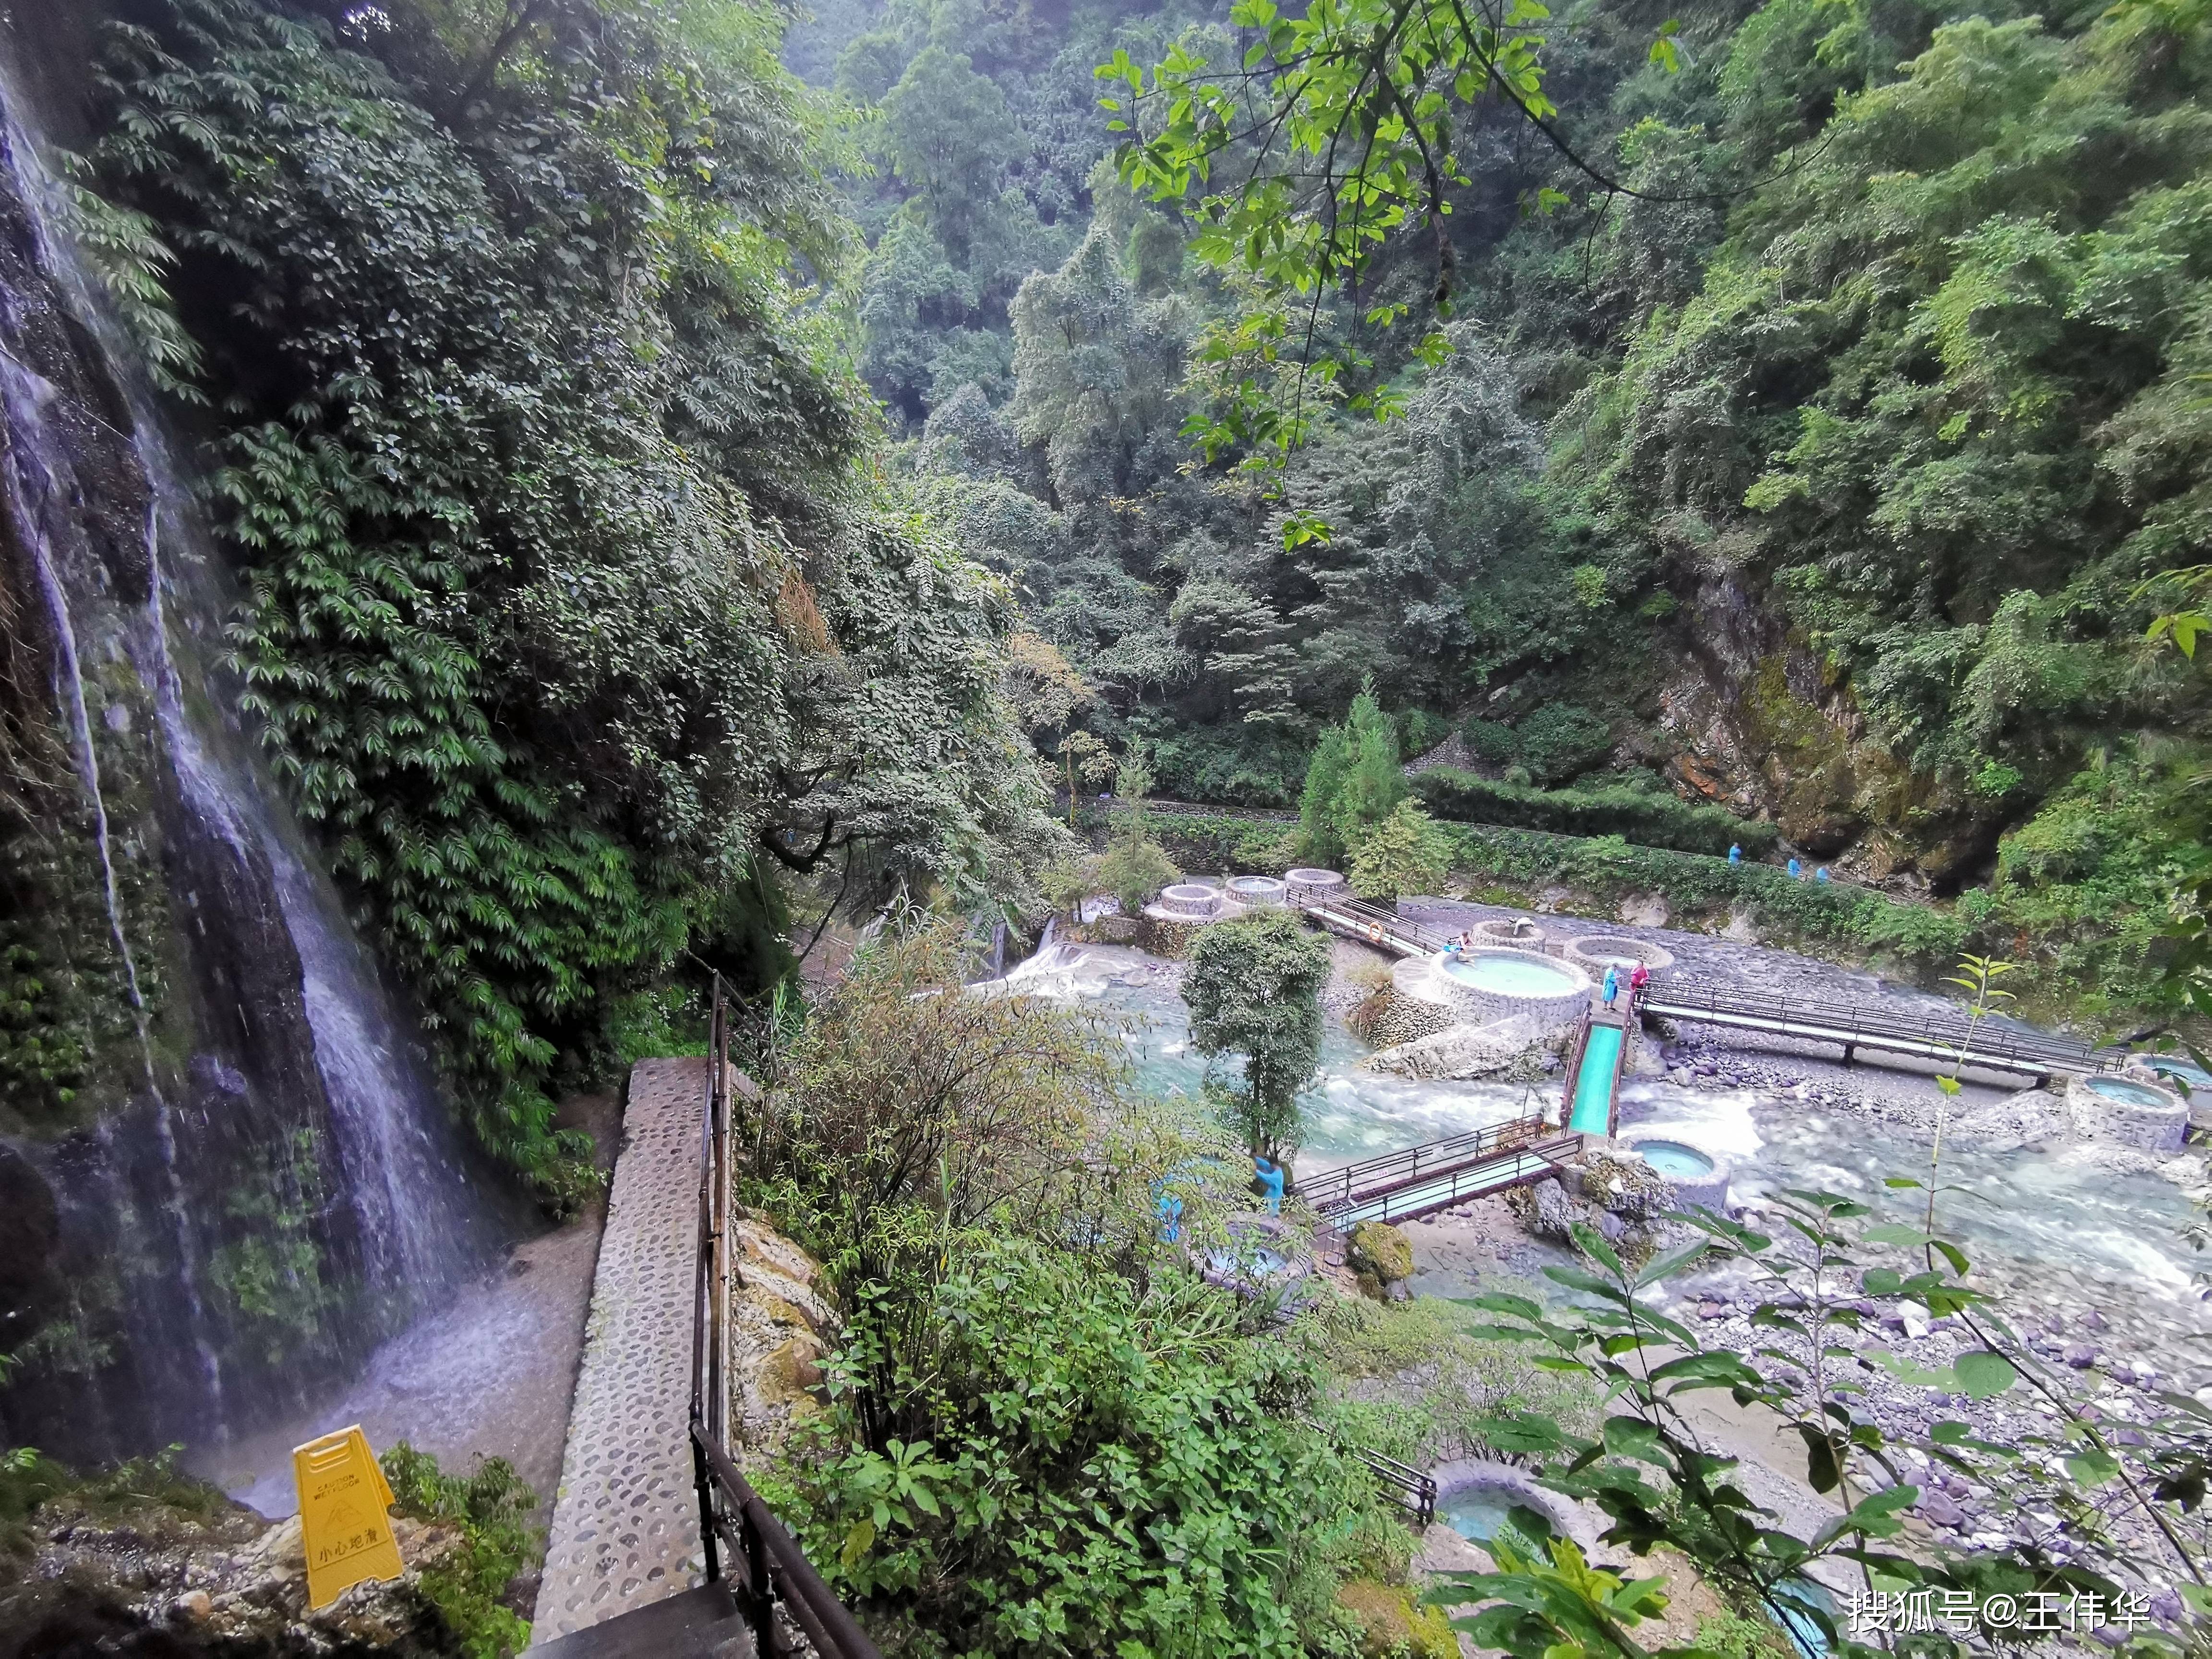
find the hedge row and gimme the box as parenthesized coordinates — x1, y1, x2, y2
(1088, 804, 1968, 974)
(1438, 825, 1968, 968)
(1411, 768, 1779, 859)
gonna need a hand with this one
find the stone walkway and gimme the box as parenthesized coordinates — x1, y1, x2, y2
(530, 1058, 708, 1647)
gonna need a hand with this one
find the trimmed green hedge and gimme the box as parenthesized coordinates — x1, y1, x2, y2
(1439, 826, 1968, 968)
(1092, 804, 1967, 974)
(1411, 769, 1779, 858)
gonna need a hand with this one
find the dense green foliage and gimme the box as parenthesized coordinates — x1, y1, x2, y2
(784, 1234, 1380, 1658)
(1181, 908, 1332, 1168)
(84, 0, 1062, 1181)
(748, 923, 1413, 1658)
(1413, 769, 1779, 857)
(1347, 799, 1452, 900)
(791, 0, 2212, 1016)
(380, 1443, 539, 1659)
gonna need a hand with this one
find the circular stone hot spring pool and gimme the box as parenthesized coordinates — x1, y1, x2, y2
(1226, 875, 1286, 906)
(1631, 1139, 1713, 1178)
(2067, 1070, 2189, 1151)
(1617, 1132, 1732, 1209)
(1561, 934, 1677, 976)
(1150, 883, 1226, 921)
(1407, 948, 1594, 1028)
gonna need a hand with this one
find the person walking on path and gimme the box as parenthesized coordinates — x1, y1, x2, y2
(1728, 843, 1742, 864)
(1602, 965, 1620, 1007)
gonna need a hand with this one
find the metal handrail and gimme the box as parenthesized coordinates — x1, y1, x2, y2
(689, 974, 883, 1659)
(1350, 1447, 1439, 1529)
(1644, 975, 2101, 1070)
(1293, 1116, 1551, 1212)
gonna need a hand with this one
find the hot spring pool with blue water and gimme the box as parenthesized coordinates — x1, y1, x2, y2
(1631, 1139, 1715, 1179)
(1441, 953, 1581, 995)
(2089, 1077, 2174, 1107)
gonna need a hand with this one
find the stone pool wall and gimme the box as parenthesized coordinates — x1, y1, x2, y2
(2067, 1074, 2188, 1152)
(1393, 952, 1592, 1031)
(1562, 935, 1677, 975)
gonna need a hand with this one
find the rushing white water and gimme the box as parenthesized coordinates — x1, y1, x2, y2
(1044, 942, 2208, 1314)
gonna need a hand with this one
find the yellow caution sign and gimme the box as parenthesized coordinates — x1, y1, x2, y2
(294, 1425, 405, 1610)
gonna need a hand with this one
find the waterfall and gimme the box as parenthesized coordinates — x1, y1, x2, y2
(0, 52, 495, 1459)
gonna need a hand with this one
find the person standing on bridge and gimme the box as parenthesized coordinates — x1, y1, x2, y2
(1629, 962, 1650, 1000)
(1602, 965, 1620, 1007)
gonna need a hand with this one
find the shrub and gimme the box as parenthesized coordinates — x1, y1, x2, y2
(756, 923, 1125, 1278)
(1098, 828, 1180, 914)
(1397, 709, 1452, 759)
(1412, 768, 1777, 857)
(1512, 704, 1614, 784)
(1348, 800, 1452, 901)
(781, 1235, 1378, 1659)
(1458, 717, 1519, 767)
(379, 1443, 538, 1659)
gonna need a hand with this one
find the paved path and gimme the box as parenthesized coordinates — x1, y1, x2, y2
(531, 1058, 707, 1646)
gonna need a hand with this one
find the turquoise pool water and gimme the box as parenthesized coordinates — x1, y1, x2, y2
(1633, 1139, 1714, 1178)
(1442, 952, 1579, 995)
(1569, 1024, 1623, 1133)
(2089, 1076, 2170, 1106)
(1443, 1490, 1518, 1543)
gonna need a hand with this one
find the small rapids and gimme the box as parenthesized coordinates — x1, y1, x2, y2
(1019, 942, 2210, 1334)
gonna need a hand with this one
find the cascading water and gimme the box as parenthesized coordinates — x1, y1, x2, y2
(0, 50, 496, 1459)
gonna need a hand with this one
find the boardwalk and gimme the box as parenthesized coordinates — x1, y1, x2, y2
(532, 1058, 709, 1646)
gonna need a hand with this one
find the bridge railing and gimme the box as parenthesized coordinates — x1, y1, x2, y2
(1646, 975, 2098, 1071)
(1294, 1116, 1553, 1213)
(690, 976, 882, 1659)
(1350, 1447, 1438, 1529)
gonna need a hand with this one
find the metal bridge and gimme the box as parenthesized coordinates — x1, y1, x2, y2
(1283, 887, 2108, 1082)
(1639, 978, 2104, 1081)
(1295, 1117, 1579, 1235)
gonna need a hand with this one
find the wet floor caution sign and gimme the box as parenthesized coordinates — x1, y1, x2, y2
(294, 1426, 405, 1610)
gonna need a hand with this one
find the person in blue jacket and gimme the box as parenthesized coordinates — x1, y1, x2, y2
(1788, 857, 1803, 879)
(1154, 1188, 1183, 1243)
(1602, 965, 1620, 1006)
(1728, 843, 1742, 864)
(1815, 866, 1830, 884)
(1253, 1156, 1285, 1215)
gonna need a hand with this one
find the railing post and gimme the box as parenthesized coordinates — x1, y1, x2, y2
(742, 1502, 772, 1656)
(709, 974, 730, 1454)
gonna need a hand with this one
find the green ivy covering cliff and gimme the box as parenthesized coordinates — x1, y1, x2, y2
(81, 0, 1065, 1187)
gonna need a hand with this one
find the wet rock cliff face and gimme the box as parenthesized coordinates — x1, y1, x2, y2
(1646, 565, 1991, 888)
(0, 19, 495, 1463)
